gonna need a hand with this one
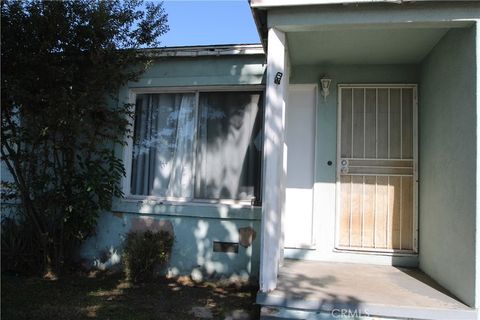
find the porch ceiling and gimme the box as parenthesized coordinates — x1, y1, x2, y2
(287, 27, 449, 65)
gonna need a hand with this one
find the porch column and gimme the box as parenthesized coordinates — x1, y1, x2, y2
(260, 27, 289, 292)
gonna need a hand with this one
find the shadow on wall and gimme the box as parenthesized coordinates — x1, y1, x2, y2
(80, 203, 260, 282)
(81, 62, 265, 281)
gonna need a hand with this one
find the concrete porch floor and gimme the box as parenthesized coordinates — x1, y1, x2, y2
(257, 260, 476, 320)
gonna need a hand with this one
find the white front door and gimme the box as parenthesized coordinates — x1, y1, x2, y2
(336, 85, 418, 253)
(284, 85, 317, 248)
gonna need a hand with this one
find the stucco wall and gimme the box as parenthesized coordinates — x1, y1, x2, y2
(419, 27, 477, 307)
(285, 64, 419, 266)
(80, 54, 266, 279)
(81, 210, 261, 280)
(127, 55, 266, 88)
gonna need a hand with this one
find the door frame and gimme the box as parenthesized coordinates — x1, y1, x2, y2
(334, 84, 419, 255)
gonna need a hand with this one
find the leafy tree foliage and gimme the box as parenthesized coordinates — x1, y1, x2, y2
(1, 0, 168, 275)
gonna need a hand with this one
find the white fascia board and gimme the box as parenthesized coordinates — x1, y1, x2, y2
(250, 0, 462, 8)
(475, 19, 480, 309)
(143, 44, 265, 58)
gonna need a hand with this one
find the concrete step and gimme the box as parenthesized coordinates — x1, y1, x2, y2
(260, 306, 399, 320)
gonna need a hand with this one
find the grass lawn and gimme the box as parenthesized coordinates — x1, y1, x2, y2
(1, 271, 260, 320)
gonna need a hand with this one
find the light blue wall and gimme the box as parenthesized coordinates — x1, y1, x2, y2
(128, 55, 266, 88)
(81, 54, 266, 279)
(287, 30, 478, 306)
(290, 64, 419, 185)
(284, 65, 420, 266)
(419, 27, 477, 307)
(81, 210, 261, 279)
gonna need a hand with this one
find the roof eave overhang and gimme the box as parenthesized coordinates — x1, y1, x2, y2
(250, 0, 464, 9)
(249, 1, 269, 51)
(248, 0, 474, 53)
(141, 44, 265, 58)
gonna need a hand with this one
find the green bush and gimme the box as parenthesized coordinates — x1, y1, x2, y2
(1, 217, 39, 274)
(123, 230, 174, 282)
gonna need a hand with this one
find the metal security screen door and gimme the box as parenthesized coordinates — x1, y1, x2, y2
(336, 85, 418, 253)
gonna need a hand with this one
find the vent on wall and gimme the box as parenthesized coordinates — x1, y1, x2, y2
(213, 241, 239, 253)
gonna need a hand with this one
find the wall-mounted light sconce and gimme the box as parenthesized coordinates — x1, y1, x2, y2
(320, 77, 332, 101)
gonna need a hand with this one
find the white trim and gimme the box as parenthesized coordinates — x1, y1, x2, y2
(412, 86, 419, 252)
(335, 84, 419, 256)
(130, 85, 265, 94)
(335, 85, 342, 250)
(143, 44, 264, 57)
(339, 157, 413, 161)
(250, 0, 475, 8)
(351, 89, 354, 158)
(376, 88, 378, 159)
(363, 88, 366, 158)
(400, 88, 403, 160)
(387, 175, 390, 249)
(312, 84, 319, 248)
(475, 19, 480, 309)
(123, 195, 257, 209)
(388, 89, 391, 158)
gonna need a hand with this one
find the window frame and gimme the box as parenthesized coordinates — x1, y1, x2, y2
(122, 85, 266, 207)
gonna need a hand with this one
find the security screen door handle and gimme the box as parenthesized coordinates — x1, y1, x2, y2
(339, 159, 348, 174)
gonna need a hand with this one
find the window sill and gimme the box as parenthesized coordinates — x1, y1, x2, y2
(111, 196, 262, 221)
(124, 195, 258, 207)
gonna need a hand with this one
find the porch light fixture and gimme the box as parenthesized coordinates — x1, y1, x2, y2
(320, 77, 332, 101)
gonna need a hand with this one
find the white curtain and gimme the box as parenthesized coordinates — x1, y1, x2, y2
(195, 92, 262, 200)
(131, 93, 195, 198)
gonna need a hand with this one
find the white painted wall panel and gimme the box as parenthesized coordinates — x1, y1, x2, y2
(259, 28, 288, 293)
(284, 85, 316, 248)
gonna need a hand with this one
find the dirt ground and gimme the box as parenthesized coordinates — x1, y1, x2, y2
(1, 271, 260, 320)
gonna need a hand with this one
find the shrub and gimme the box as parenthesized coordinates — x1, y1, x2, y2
(123, 230, 174, 282)
(1, 217, 37, 274)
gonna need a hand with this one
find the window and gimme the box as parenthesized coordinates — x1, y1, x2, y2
(129, 90, 264, 203)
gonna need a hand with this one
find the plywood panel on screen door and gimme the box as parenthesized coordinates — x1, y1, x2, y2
(337, 85, 417, 253)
